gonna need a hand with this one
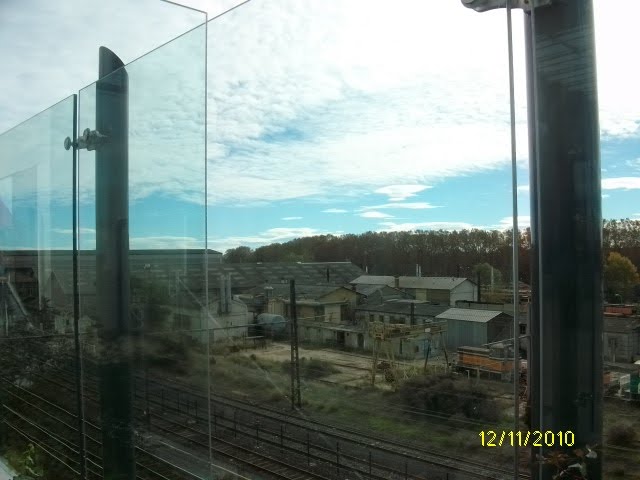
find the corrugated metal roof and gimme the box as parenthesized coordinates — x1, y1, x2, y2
(436, 308, 505, 323)
(399, 276, 472, 290)
(350, 275, 395, 285)
(357, 300, 448, 318)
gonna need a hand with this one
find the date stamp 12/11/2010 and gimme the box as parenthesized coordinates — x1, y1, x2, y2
(479, 431, 575, 447)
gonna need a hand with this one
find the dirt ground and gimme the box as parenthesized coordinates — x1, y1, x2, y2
(239, 341, 449, 387)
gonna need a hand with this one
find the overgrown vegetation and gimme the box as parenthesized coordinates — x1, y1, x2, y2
(280, 357, 340, 379)
(398, 374, 501, 422)
(607, 424, 637, 446)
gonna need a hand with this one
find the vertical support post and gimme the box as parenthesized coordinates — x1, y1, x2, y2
(95, 46, 134, 480)
(525, 2, 602, 479)
(307, 432, 310, 465)
(289, 279, 301, 409)
(71, 93, 88, 480)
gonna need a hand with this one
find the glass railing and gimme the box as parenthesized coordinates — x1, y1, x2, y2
(1, 1, 638, 479)
(0, 95, 77, 477)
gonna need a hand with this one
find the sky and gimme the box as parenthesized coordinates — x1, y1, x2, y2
(0, 0, 639, 254)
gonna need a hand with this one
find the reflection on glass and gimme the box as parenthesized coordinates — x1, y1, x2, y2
(205, 2, 517, 479)
(77, 20, 208, 479)
(0, 96, 77, 475)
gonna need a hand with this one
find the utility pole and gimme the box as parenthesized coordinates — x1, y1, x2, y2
(289, 280, 301, 409)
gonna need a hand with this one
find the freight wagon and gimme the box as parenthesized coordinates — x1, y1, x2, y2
(456, 345, 516, 381)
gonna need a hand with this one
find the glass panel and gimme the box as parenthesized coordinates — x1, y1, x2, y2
(0, 0, 207, 134)
(206, 2, 517, 478)
(595, 1, 640, 478)
(0, 97, 78, 477)
(77, 22, 207, 479)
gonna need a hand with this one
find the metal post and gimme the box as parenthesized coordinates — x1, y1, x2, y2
(307, 432, 310, 465)
(289, 279, 302, 408)
(71, 93, 88, 480)
(525, 2, 602, 479)
(336, 442, 340, 476)
(95, 46, 134, 480)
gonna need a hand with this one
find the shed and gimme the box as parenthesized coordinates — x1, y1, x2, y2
(436, 308, 512, 351)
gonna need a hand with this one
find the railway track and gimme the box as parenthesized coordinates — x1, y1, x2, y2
(6, 367, 378, 479)
(0, 375, 213, 480)
(45, 357, 524, 480)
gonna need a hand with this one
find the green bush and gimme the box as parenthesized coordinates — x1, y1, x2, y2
(398, 374, 500, 422)
(607, 424, 637, 446)
(281, 357, 339, 379)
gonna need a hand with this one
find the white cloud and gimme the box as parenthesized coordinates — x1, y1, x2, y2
(378, 221, 478, 232)
(517, 185, 529, 195)
(625, 158, 640, 169)
(53, 227, 97, 235)
(495, 215, 531, 230)
(322, 208, 348, 213)
(282, 216, 302, 220)
(374, 185, 430, 202)
(360, 202, 438, 210)
(360, 211, 393, 219)
(208, 226, 330, 253)
(130, 235, 205, 249)
(602, 194, 610, 199)
(602, 177, 640, 190)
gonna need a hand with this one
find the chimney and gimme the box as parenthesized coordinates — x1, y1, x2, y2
(394, 276, 399, 288)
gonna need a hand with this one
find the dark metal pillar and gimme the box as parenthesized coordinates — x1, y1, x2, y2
(289, 279, 301, 409)
(95, 47, 135, 480)
(526, 2, 602, 479)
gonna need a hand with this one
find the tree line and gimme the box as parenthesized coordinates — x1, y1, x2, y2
(223, 219, 640, 290)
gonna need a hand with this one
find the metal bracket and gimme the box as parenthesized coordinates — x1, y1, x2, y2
(64, 128, 109, 151)
(461, 0, 552, 12)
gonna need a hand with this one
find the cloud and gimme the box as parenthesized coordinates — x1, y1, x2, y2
(601, 177, 640, 190)
(282, 216, 302, 220)
(322, 208, 348, 213)
(360, 202, 438, 210)
(374, 185, 430, 202)
(53, 227, 97, 235)
(378, 221, 478, 232)
(495, 215, 531, 230)
(360, 211, 393, 219)
(625, 158, 640, 169)
(208, 226, 330, 253)
(517, 185, 529, 195)
(129, 235, 205, 249)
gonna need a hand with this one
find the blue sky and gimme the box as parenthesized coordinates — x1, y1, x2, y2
(0, 0, 639, 253)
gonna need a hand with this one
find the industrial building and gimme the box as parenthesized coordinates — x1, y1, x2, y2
(436, 308, 513, 351)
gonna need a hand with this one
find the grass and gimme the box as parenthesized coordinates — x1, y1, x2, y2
(183, 351, 516, 468)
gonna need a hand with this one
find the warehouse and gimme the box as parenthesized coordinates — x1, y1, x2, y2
(436, 308, 512, 351)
